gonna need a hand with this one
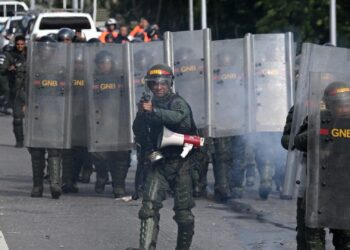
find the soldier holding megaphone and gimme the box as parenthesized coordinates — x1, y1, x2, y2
(130, 64, 202, 250)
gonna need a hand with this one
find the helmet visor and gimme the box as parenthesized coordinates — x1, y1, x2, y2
(144, 77, 172, 89)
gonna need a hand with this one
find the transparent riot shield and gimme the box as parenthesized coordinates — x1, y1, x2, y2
(245, 33, 294, 132)
(166, 29, 210, 131)
(307, 71, 350, 229)
(84, 43, 134, 152)
(131, 41, 165, 106)
(210, 38, 248, 137)
(71, 43, 88, 147)
(24, 41, 73, 149)
(282, 44, 350, 199)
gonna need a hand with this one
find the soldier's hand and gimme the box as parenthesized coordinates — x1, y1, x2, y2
(8, 65, 16, 71)
(22, 105, 26, 113)
(142, 101, 153, 112)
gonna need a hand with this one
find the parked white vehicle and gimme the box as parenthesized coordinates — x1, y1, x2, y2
(28, 12, 99, 41)
(0, 1, 28, 23)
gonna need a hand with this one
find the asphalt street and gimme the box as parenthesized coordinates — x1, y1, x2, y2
(0, 114, 332, 250)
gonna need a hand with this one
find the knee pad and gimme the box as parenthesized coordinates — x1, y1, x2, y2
(139, 201, 158, 220)
(173, 210, 194, 226)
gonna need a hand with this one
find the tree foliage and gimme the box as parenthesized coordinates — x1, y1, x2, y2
(109, 0, 350, 47)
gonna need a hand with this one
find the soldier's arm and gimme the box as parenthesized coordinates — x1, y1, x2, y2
(148, 98, 190, 125)
(0, 53, 12, 74)
(281, 106, 294, 150)
(294, 116, 308, 152)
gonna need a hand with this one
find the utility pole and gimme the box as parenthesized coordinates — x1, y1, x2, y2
(330, 0, 337, 46)
(201, 0, 207, 29)
(93, 0, 97, 23)
(189, 0, 194, 31)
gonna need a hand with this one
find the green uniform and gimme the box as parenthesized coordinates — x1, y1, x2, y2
(1, 48, 26, 146)
(133, 92, 196, 250)
(212, 136, 232, 201)
(295, 117, 350, 250)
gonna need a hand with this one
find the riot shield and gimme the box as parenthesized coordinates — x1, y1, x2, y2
(282, 44, 350, 199)
(245, 33, 294, 132)
(131, 41, 165, 109)
(210, 38, 247, 137)
(166, 29, 210, 131)
(307, 71, 350, 229)
(84, 43, 133, 152)
(71, 43, 88, 147)
(24, 41, 73, 149)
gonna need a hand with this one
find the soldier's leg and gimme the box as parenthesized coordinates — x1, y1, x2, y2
(191, 145, 209, 198)
(230, 135, 246, 199)
(331, 229, 350, 249)
(47, 149, 62, 199)
(133, 147, 151, 200)
(12, 92, 24, 147)
(28, 148, 46, 197)
(110, 150, 131, 198)
(296, 197, 307, 250)
(138, 166, 168, 250)
(255, 135, 275, 200)
(91, 152, 109, 193)
(305, 227, 325, 250)
(244, 143, 256, 187)
(172, 158, 195, 250)
(212, 137, 232, 201)
(61, 149, 79, 193)
(80, 149, 93, 183)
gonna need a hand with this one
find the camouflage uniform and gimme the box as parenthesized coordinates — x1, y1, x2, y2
(1, 47, 26, 146)
(212, 137, 232, 201)
(132, 92, 197, 250)
(229, 135, 246, 198)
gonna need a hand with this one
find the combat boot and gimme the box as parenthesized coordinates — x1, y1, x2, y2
(139, 218, 159, 250)
(61, 150, 79, 194)
(110, 165, 127, 198)
(30, 158, 45, 198)
(81, 163, 93, 183)
(48, 157, 62, 199)
(176, 224, 194, 250)
(231, 187, 243, 199)
(111, 151, 130, 198)
(305, 227, 325, 250)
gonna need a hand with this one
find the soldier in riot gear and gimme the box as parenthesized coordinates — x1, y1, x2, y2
(27, 36, 65, 199)
(295, 81, 350, 249)
(128, 64, 197, 250)
(0, 45, 14, 115)
(1, 35, 27, 147)
(89, 50, 131, 198)
(57, 28, 75, 43)
(61, 46, 93, 193)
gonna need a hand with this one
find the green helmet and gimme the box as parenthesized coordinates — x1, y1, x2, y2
(144, 64, 174, 88)
(323, 81, 350, 110)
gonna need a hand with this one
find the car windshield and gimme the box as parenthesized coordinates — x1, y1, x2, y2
(39, 17, 92, 30)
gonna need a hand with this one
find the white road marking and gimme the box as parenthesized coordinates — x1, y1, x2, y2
(0, 231, 9, 250)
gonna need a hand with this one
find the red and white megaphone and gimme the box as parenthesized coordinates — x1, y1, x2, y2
(157, 126, 205, 158)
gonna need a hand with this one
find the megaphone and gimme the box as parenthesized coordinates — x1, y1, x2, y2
(157, 127, 205, 158)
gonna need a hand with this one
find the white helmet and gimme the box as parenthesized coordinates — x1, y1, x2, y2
(105, 18, 117, 26)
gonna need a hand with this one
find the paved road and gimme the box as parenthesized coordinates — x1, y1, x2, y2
(0, 114, 331, 250)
